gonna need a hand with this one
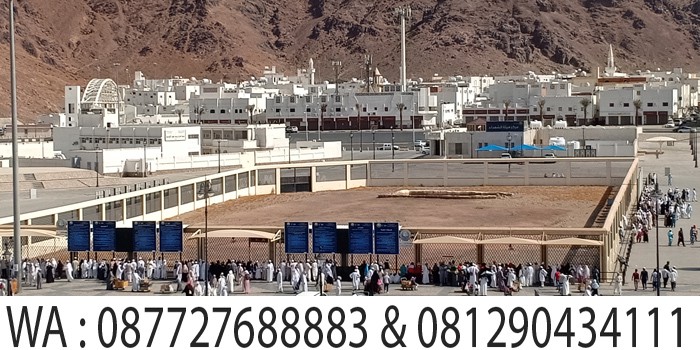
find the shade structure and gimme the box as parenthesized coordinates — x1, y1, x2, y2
(511, 144, 540, 151)
(646, 136, 677, 143)
(476, 144, 508, 152)
(187, 229, 276, 240)
(542, 145, 566, 151)
(542, 237, 603, 246)
(0, 229, 58, 238)
(413, 235, 479, 244)
(479, 236, 541, 245)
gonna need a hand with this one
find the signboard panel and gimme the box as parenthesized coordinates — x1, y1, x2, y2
(486, 121, 524, 132)
(348, 222, 374, 254)
(133, 221, 157, 252)
(92, 221, 116, 252)
(164, 129, 187, 141)
(374, 222, 399, 255)
(67, 221, 91, 252)
(159, 221, 183, 252)
(312, 222, 337, 254)
(284, 222, 309, 254)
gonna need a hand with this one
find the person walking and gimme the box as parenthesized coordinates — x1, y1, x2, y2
(670, 266, 678, 291)
(632, 269, 640, 291)
(667, 229, 674, 246)
(677, 228, 686, 247)
(640, 267, 648, 290)
(663, 261, 670, 288)
(667, 173, 673, 186)
(652, 269, 659, 292)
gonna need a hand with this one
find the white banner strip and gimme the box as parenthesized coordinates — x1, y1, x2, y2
(0, 296, 693, 350)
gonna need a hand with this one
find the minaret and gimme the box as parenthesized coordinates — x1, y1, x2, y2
(605, 44, 616, 76)
(309, 58, 315, 85)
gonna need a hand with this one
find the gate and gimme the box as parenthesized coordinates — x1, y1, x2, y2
(280, 167, 311, 193)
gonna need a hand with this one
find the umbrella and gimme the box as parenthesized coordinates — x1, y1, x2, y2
(543, 145, 566, 151)
(476, 144, 507, 152)
(511, 144, 540, 151)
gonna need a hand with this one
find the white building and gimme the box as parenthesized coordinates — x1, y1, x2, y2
(64, 79, 121, 128)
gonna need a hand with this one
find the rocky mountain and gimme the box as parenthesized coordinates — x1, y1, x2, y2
(3, 0, 700, 120)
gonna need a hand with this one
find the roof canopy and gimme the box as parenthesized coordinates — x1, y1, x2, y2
(476, 144, 507, 152)
(543, 145, 566, 151)
(540, 237, 604, 246)
(479, 237, 542, 245)
(0, 229, 58, 238)
(187, 229, 276, 240)
(413, 236, 479, 244)
(512, 144, 540, 151)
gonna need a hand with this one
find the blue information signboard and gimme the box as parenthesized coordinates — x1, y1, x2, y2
(348, 222, 373, 254)
(67, 221, 91, 252)
(374, 222, 399, 255)
(92, 221, 116, 252)
(312, 222, 337, 254)
(133, 221, 157, 252)
(285, 222, 309, 254)
(159, 221, 183, 252)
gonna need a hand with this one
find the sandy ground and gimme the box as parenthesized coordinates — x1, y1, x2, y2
(175, 186, 609, 228)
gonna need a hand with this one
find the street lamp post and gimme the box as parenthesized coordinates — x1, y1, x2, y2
(372, 129, 376, 160)
(217, 140, 222, 173)
(350, 132, 354, 161)
(391, 126, 395, 172)
(95, 147, 100, 188)
(469, 132, 474, 158)
(9, 0, 21, 293)
(198, 180, 214, 296)
(653, 192, 661, 296)
(507, 133, 512, 172)
(693, 129, 698, 168)
(143, 128, 149, 178)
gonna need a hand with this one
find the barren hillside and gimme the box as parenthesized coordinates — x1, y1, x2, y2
(3, 0, 700, 120)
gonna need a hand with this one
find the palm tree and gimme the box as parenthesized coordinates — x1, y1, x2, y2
(537, 99, 546, 121)
(320, 103, 327, 131)
(633, 99, 642, 126)
(396, 102, 405, 130)
(580, 98, 591, 126)
(246, 105, 255, 124)
(194, 105, 206, 124)
(503, 99, 512, 120)
(356, 103, 362, 130)
(175, 108, 184, 124)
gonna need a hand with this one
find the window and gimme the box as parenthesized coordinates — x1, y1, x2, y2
(636, 91, 641, 96)
(662, 102, 669, 107)
(188, 134, 199, 139)
(558, 107, 562, 111)
(647, 102, 654, 107)
(384, 107, 389, 112)
(220, 109, 226, 114)
(321, 96, 327, 103)
(568, 107, 572, 111)
(68, 103, 75, 114)
(374, 107, 378, 111)
(290, 96, 296, 103)
(623, 103, 629, 107)
(188, 151, 199, 156)
(209, 109, 215, 114)
(560, 85, 565, 89)
(275, 96, 282, 103)
(533, 107, 538, 112)
(362, 107, 367, 112)
(609, 103, 614, 107)
(335, 95, 341, 102)
(275, 108, 281, 113)
(306, 108, 311, 113)
(546, 107, 551, 112)
(290, 108, 296, 113)
(305, 96, 311, 103)
(478, 143, 483, 148)
(335, 107, 341, 112)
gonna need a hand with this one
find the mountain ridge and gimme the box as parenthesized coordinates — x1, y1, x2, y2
(2, 0, 700, 120)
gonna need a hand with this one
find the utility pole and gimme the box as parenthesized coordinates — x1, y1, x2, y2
(395, 5, 411, 92)
(332, 60, 342, 95)
(364, 55, 373, 93)
(9, 0, 22, 292)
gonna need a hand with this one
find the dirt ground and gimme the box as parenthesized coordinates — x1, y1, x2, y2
(176, 186, 608, 228)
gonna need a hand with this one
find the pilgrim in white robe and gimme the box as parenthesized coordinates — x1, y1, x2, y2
(65, 261, 74, 282)
(218, 275, 228, 296)
(276, 269, 284, 293)
(335, 277, 342, 295)
(539, 268, 547, 287)
(350, 269, 360, 290)
(479, 276, 489, 296)
(132, 273, 141, 292)
(422, 263, 430, 284)
(266, 261, 274, 282)
(227, 271, 235, 293)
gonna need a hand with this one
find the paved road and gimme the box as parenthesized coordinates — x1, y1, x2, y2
(624, 132, 700, 296)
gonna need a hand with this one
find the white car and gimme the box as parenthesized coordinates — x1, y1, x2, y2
(420, 147, 431, 155)
(664, 121, 675, 128)
(500, 153, 512, 159)
(543, 153, 557, 158)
